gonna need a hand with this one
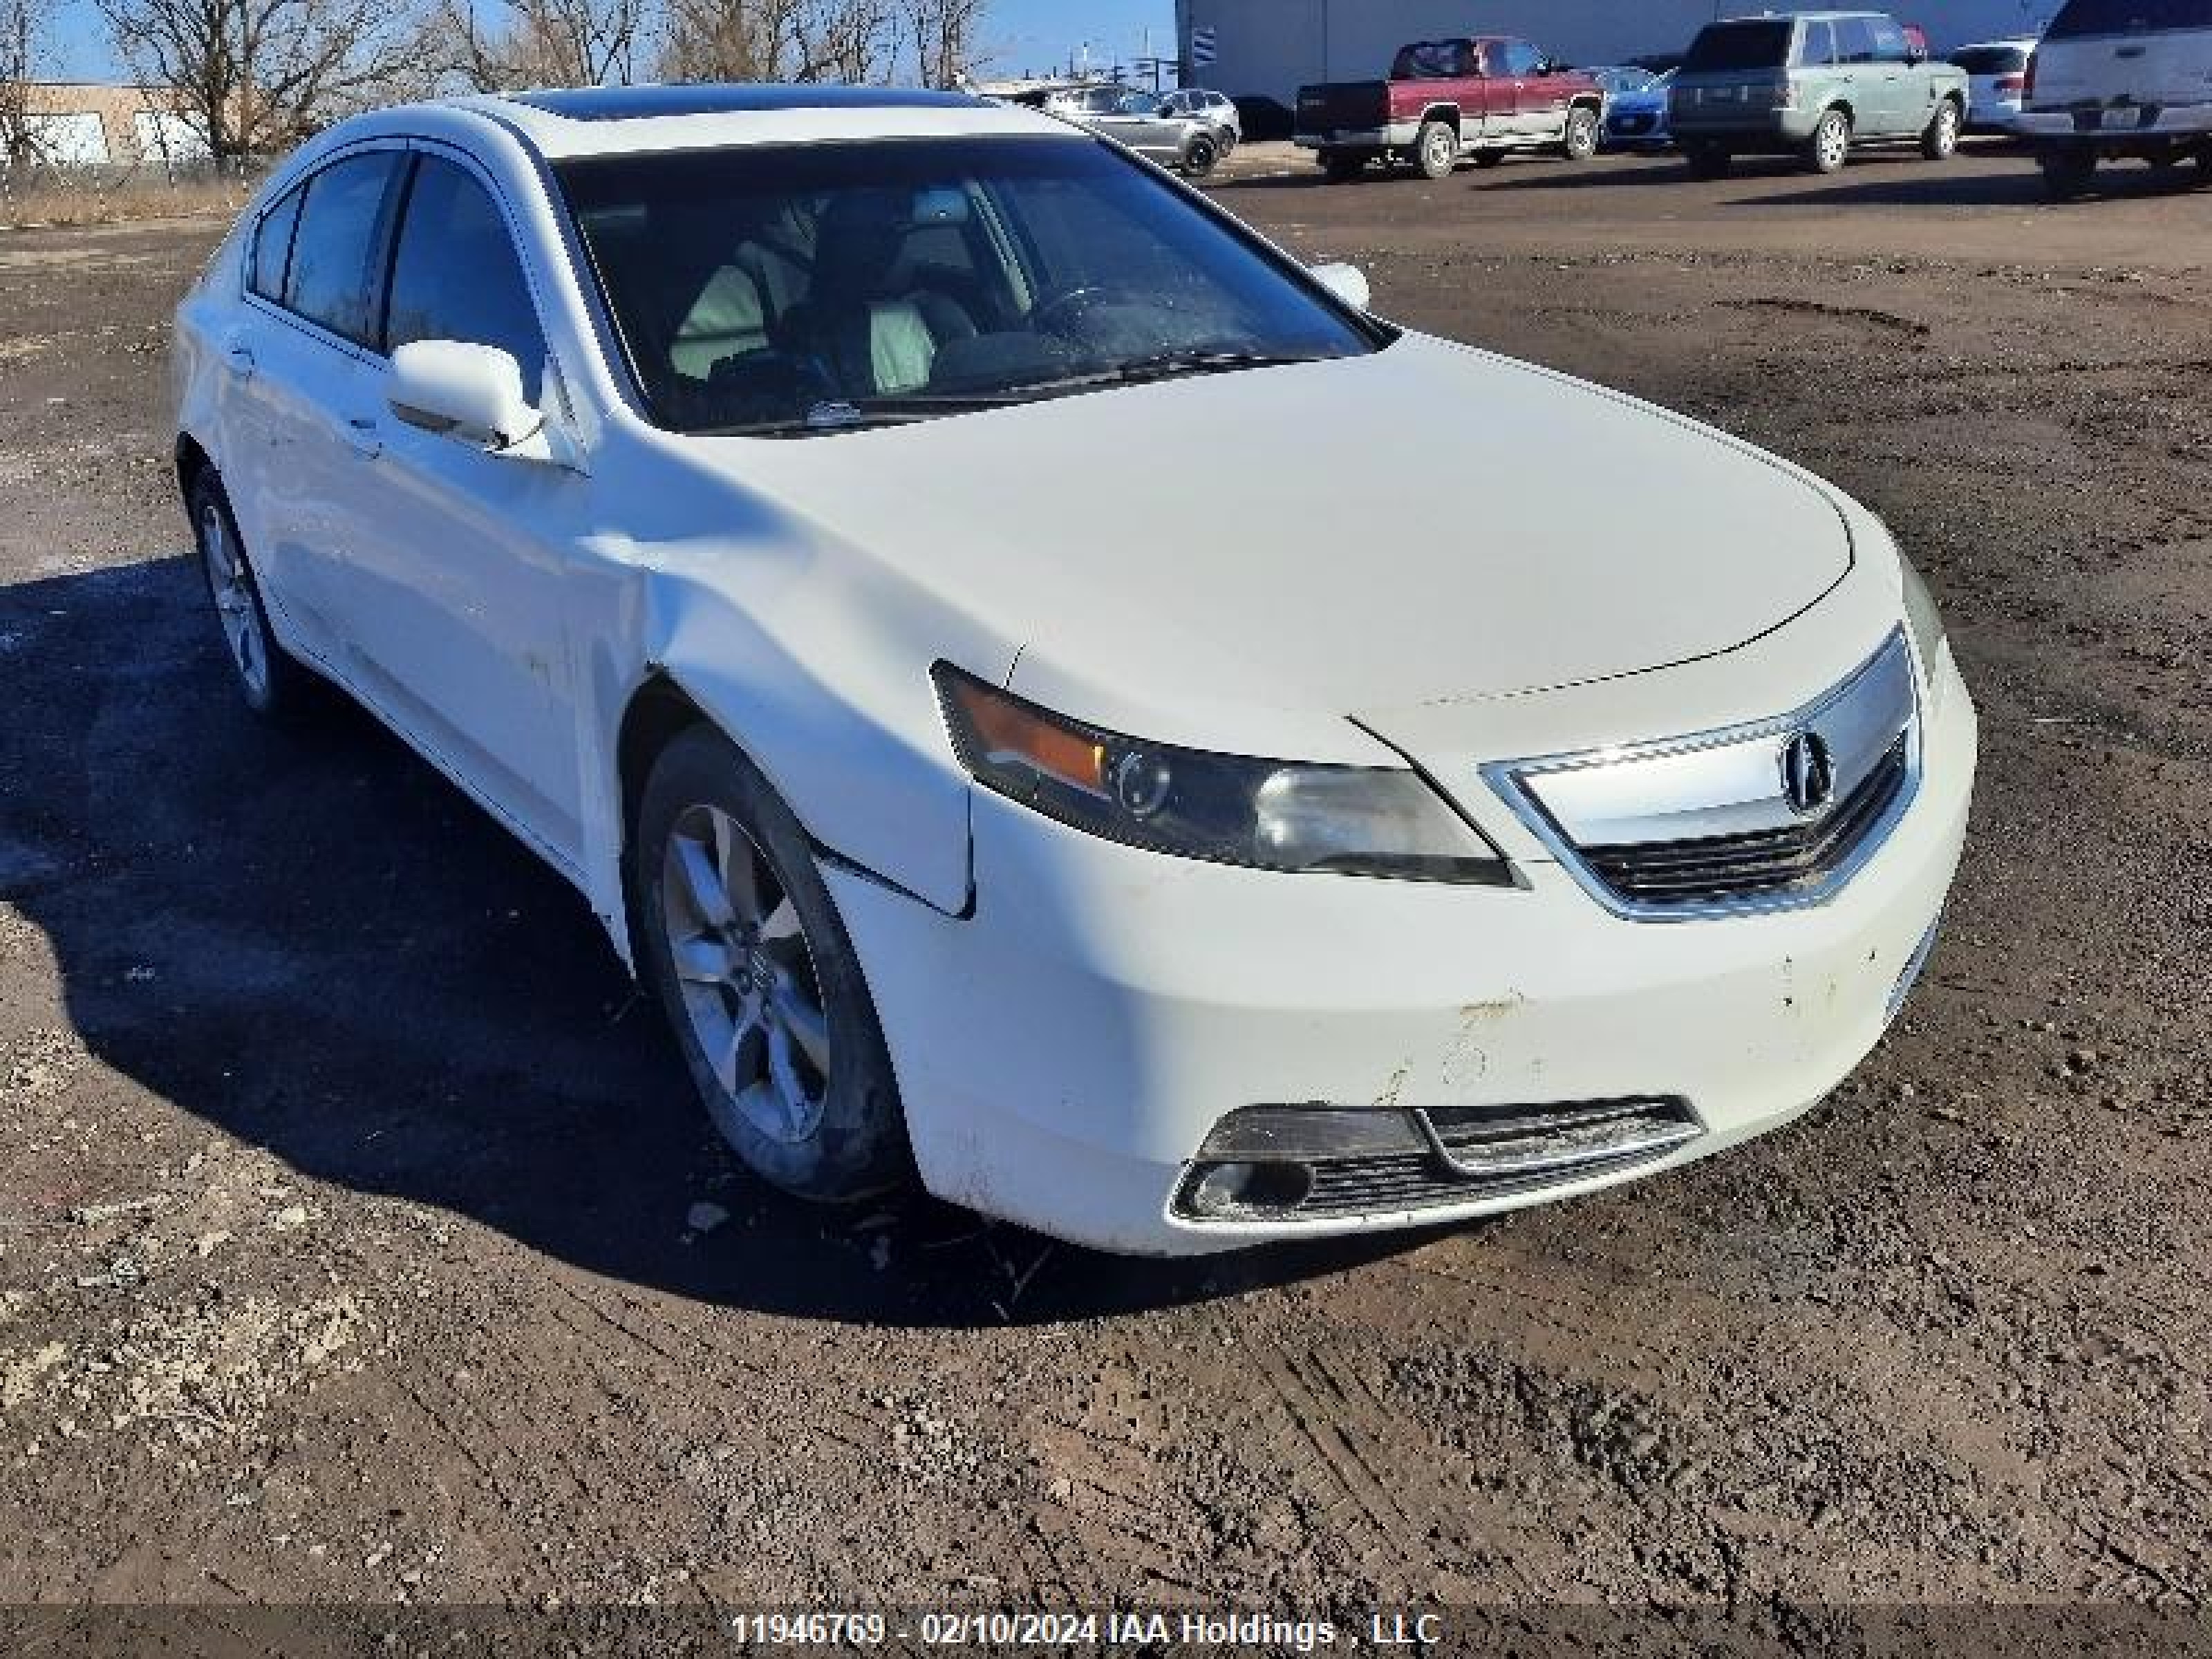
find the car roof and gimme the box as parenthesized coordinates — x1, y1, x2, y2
(428, 81, 1069, 160)
(1715, 10, 1887, 21)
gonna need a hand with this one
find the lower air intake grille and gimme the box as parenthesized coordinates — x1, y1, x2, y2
(1173, 1098, 1703, 1224)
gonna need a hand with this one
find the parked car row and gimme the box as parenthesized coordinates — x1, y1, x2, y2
(1282, 0, 2211, 199)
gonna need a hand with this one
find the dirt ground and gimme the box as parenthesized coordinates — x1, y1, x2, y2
(2, 145, 2209, 1632)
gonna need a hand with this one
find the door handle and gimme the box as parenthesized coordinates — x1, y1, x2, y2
(343, 415, 382, 460)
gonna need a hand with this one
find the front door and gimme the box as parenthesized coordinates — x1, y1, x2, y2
(328, 151, 590, 868)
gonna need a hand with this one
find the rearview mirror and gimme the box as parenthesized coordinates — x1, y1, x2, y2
(1311, 262, 1371, 312)
(387, 339, 541, 452)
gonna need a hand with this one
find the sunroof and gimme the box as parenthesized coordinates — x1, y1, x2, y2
(505, 84, 984, 122)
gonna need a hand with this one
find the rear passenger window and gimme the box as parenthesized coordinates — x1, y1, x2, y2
(283, 151, 404, 346)
(1834, 18, 1882, 62)
(383, 156, 548, 400)
(249, 184, 303, 301)
(1799, 21, 1839, 66)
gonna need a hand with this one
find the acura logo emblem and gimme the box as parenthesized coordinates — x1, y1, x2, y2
(1781, 731, 1836, 815)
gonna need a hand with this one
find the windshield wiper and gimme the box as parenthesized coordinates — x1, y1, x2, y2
(700, 356, 1328, 435)
(1101, 349, 1328, 385)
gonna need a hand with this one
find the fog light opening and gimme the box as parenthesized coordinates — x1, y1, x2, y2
(1185, 1160, 1315, 1219)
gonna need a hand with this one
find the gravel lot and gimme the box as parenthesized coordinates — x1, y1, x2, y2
(1, 146, 2208, 1625)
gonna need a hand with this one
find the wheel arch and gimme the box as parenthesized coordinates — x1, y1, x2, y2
(1417, 103, 1463, 135)
(175, 432, 214, 503)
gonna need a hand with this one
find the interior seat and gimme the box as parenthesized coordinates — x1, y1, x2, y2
(671, 263, 770, 382)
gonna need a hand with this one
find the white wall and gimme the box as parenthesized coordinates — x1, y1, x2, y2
(1187, 0, 2056, 104)
(20, 111, 111, 166)
(133, 111, 212, 165)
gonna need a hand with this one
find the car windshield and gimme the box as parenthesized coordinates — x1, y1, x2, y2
(1595, 67, 1659, 93)
(557, 135, 1377, 438)
(1683, 19, 1794, 71)
(1950, 45, 2030, 71)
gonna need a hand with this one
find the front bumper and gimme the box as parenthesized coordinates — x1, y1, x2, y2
(827, 649, 1976, 1257)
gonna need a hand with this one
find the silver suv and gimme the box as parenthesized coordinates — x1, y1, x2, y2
(1670, 10, 1970, 175)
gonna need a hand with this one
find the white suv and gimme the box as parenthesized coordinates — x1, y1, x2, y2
(172, 85, 1975, 1255)
(2016, 0, 2212, 195)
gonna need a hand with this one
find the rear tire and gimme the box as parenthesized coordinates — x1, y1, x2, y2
(1559, 105, 1600, 162)
(1920, 98, 1961, 160)
(1805, 107, 1852, 174)
(1414, 118, 1459, 180)
(2038, 144, 2097, 200)
(635, 724, 911, 1205)
(187, 467, 312, 721)
(1684, 142, 1732, 178)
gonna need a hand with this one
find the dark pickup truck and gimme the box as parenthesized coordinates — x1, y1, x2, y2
(1295, 37, 1606, 180)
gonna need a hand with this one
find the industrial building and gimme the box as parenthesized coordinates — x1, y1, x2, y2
(1174, 1, 2054, 107)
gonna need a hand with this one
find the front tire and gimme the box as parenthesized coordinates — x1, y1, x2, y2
(1921, 98, 1962, 160)
(187, 468, 310, 720)
(635, 725, 910, 1204)
(1414, 118, 1459, 180)
(1560, 106, 1600, 162)
(1805, 107, 1852, 174)
(1181, 133, 1218, 178)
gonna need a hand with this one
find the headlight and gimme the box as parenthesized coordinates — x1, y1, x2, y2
(934, 664, 1512, 885)
(1899, 553, 1949, 693)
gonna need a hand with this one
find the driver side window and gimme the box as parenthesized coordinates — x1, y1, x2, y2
(383, 154, 549, 400)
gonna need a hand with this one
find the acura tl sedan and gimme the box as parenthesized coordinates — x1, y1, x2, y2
(173, 84, 1976, 1255)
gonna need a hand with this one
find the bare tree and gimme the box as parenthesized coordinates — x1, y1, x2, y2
(897, 0, 981, 88)
(1, 0, 55, 167)
(99, 0, 431, 158)
(659, 0, 898, 85)
(428, 0, 642, 91)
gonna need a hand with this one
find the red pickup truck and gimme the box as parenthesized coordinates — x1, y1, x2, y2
(1295, 37, 1605, 182)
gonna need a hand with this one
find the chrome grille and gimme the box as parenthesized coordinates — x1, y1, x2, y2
(1487, 630, 1920, 921)
(1582, 733, 1909, 906)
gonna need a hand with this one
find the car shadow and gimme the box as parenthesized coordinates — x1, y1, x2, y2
(0, 556, 1444, 1329)
(1732, 161, 2202, 207)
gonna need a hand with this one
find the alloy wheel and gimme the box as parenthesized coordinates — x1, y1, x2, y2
(660, 802, 832, 1146)
(199, 499, 268, 699)
(1817, 113, 1850, 171)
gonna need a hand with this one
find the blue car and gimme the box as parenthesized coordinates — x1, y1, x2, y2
(1595, 66, 1674, 151)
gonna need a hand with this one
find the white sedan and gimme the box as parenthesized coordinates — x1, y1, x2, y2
(172, 84, 1976, 1255)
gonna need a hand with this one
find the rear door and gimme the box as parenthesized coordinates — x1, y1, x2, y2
(229, 147, 409, 650)
(2033, 0, 2212, 118)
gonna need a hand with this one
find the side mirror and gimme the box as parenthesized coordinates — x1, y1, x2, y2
(387, 339, 541, 452)
(1311, 261, 1371, 312)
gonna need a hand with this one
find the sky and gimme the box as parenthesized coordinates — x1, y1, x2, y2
(40, 0, 1177, 85)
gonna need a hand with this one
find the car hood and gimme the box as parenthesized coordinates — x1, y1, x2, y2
(695, 332, 1854, 755)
